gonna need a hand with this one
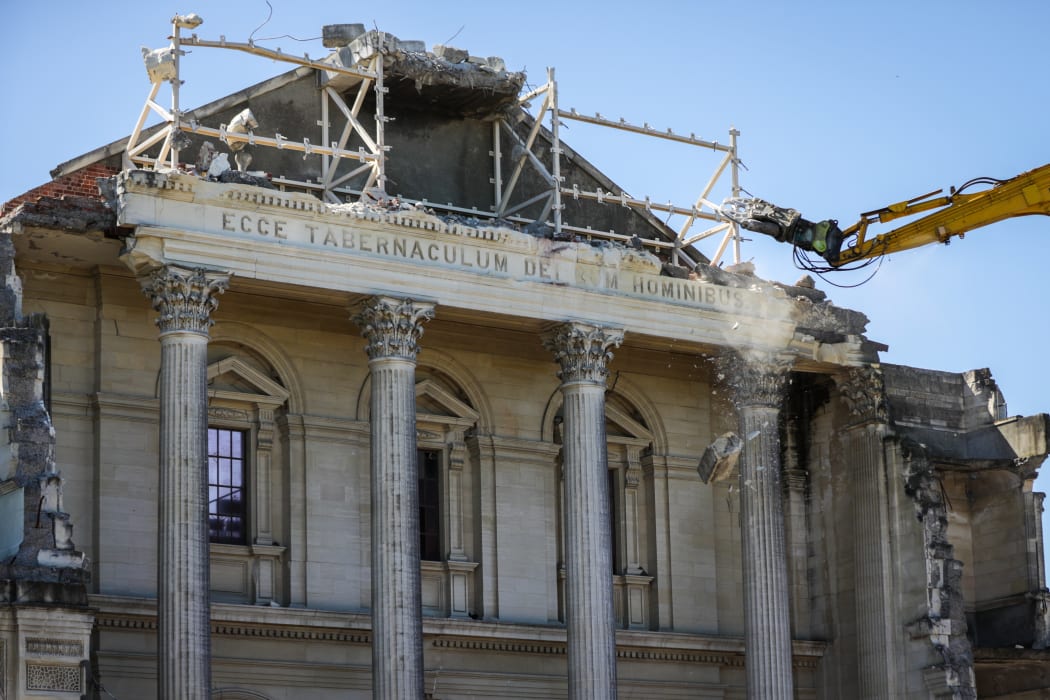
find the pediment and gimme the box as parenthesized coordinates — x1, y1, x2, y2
(415, 379, 478, 427)
(605, 404, 652, 443)
(208, 357, 289, 405)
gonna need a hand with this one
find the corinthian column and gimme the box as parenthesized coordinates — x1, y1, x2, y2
(837, 367, 897, 698)
(716, 351, 794, 699)
(352, 296, 434, 700)
(543, 322, 624, 700)
(141, 265, 229, 699)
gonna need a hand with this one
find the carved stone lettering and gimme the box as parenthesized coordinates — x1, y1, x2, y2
(25, 638, 83, 657)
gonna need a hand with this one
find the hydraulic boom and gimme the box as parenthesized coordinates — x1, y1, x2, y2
(722, 162, 1050, 268)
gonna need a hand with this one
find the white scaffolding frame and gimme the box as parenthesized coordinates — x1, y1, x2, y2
(126, 15, 388, 205)
(125, 15, 743, 265)
(491, 68, 743, 266)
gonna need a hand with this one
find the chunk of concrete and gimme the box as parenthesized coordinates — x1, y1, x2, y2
(37, 548, 87, 570)
(207, 153, 231, 178)
(142, 46, 177, 83)
(697, 432, 743, 483)
(322, 24, 366, 48)
(433, 44, 469, 63)
(399, 40, 426, 53)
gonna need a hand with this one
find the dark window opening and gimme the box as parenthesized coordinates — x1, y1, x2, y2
(418, 449, 442, 561)
(608, 469, 620, 574)
(208, 427, 247, 544)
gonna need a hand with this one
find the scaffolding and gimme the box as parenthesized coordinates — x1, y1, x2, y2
(126, 14, 744, 266)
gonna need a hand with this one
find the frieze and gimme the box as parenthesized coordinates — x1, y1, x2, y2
(543, 322, 624, 385)
(120, 174, 766, 319)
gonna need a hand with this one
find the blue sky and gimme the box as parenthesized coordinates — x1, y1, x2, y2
(4, 2, 1049, 553)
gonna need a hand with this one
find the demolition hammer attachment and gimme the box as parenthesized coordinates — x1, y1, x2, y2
(721, 197, 844, 264)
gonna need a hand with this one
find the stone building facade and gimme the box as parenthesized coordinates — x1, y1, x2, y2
(1, 26, 1048, 699)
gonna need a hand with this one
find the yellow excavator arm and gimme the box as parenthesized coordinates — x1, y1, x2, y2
(835, 162, 1050, 265)
(722, 162, 1050, 268)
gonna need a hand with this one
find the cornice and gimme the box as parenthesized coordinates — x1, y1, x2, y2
(90, 595, 824, 668)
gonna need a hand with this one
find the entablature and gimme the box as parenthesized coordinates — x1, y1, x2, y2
(116, 171, 868, 370)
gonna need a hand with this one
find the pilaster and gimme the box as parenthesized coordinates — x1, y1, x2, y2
(543, 321, 623, 700)
(836, 366, 898, 699)
(352, 295, 434, 700)
(140, 264, 229, 699)
(715, 350, 794, 699)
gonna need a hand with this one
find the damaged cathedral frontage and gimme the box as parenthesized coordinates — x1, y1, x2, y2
(1, 16, 1048, 700)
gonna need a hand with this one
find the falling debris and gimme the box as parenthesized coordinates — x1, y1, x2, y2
(697, 432, 743, 484)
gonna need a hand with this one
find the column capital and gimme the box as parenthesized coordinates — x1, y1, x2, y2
(836, 365, 888, 424)
(714, 350, 792, 409)
(140, 265, 230, 336)
(352, 296, 435, 361)
(542, 322, 624, 385)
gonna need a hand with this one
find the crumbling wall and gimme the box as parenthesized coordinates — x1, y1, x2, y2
(900, 439, 978, 699)
(1, 163, 118, 218)
(0, 222, 89, 594)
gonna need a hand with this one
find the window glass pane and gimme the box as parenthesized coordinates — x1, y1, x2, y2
(207, 427, 248, 544)
(418, 449, 441, 561)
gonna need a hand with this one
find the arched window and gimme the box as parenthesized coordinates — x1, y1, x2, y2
(206, 346, 290, 606)
(553, 389, 656, 630)
(414, 370, 480, 618)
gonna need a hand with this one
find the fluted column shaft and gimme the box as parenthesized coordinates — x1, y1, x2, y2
(544, 322, 624, 700)
(718, 352, 794, 699)
(354, 296, 434, 700)
(142, 266, 229, 699)
(838, 368, 896, 698)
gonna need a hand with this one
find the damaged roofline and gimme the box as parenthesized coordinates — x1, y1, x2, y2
(50, 65, 314, 181)
(515, 110, 707, 267)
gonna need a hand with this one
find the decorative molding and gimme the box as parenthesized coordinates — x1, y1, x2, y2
(95, 613, 371, 644)
(352, 296, 435, 361)
(209, 406, 250, 421)
(90, 596, 826, 669)
(713, 351, 792, 409)
(24, 638, 83, 657)
(93, 392, 160, 423)
(784, 467, 808, 491)
(25, 663, 82, 693)
(298, 414, 369, 442)
(837, 366, 887, 424)
(208, 356, 290, 403)
(140, 265, 230, 336)
(542, 322, 624, 385)
(432, 638, 566, 655)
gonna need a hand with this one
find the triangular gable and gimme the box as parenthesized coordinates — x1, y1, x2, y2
(415, 378, 478, 428)
(605, 404, 652, 443)
(208, 357, 289, 406)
